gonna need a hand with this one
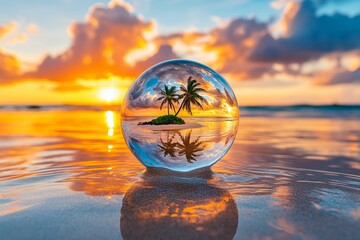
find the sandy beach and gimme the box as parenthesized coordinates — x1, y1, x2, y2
(0, 107, 359, 239)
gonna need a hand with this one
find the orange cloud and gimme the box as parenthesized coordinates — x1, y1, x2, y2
(1, 0, 360, 93)
(7, 33, 27, 45)
(26, 23, 38, 34)
(0, 22, 21, 81)
(0, 22, 37, 45)
(0, 21, 17, 39)
(25, 0, 173, 89)
(0, 22, 21, 82)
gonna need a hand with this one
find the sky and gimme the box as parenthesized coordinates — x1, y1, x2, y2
(0, 0, 359, 105)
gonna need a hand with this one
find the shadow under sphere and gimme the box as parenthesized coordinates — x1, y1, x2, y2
(120, 173, 238, 240)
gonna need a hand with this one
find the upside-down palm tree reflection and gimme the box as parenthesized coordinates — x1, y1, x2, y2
(177, 131, 205, 163)
(157, 132, 177, 157)
(157, 131, 205, 163)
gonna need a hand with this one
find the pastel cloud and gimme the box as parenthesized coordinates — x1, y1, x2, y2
(0, 22, 21, 82)
(204, 0, 360, 84)
(26, 1, 154, 83)
(0, 22, 38, 45)
(24, 0, 176, 90)
(0, 49, 20, 83)
(319, 67, 360, 85)
(156, 0, 360, 84)
(0, 21, 18, 38)
(0, 0, 359, 90)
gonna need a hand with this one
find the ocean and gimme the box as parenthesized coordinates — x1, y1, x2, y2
(0, 105, 359, 239)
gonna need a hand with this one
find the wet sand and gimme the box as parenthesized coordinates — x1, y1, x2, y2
(0, 110, 359, 239)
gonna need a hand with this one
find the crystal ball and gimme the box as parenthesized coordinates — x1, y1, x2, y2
(121, 59, 239, 172)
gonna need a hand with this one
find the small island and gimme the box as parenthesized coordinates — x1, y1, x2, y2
(138, 76, 207, 125)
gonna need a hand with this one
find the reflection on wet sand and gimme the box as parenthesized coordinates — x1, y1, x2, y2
(121, 171, 238, 240)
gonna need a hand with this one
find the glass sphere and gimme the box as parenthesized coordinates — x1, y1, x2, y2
(121, 59, 239, 172)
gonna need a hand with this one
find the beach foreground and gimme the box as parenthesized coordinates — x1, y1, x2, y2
(0, 107, 359, 239)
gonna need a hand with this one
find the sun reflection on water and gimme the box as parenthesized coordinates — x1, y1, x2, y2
(0, 110, 359, 239)
(105, 110, 115, 136)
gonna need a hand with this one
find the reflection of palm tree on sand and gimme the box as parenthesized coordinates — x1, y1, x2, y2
(175, 76, 207, 116)
(177, 131, 204, 163)
(158, 132, 177, 157)
(157, 85, 180, 115)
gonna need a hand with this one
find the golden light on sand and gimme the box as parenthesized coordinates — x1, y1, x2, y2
(99, 87, 118, 102)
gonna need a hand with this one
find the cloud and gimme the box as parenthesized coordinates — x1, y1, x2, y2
(27, 0, 158, 84)
(160, 17, 277, 80)
(0, 22, 21, 82)
(26, 23, 38, 34)
(1, 0, 360, 89)
(322, 67, 360, 85)
(251, 0, 360, 63)
(0, 21, 17, 39)
(207, 18, 275, 79)
(130, 91, 159, 108)
(0, 22, 38, 45)
(7, 33, 27, 45)
(133, 44, 178, 74)
(22, 0, 180, 90)
(0, 49, 20, 83)
(271, 0, 352, 9)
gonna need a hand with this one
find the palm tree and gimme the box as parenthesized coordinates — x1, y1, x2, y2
(157, 85, 180, 115)
(177, 131, 204, 163)
(157, 132, 177, 157)
(175, 76, 207, 116)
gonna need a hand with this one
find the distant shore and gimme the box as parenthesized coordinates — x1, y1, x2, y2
(137, 122, 204, 131)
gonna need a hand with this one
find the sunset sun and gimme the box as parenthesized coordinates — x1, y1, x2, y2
(99, 87, 119, 102)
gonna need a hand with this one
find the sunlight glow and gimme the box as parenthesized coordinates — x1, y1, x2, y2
(99, 87, 118, 102)
(105, 110, 115, 136)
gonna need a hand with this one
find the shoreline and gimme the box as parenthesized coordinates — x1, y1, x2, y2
(137, 122, 204, 131)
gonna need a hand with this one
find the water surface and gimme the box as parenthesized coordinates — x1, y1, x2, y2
(0, 107, 359, 239)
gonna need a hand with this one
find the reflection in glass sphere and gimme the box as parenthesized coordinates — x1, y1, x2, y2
(121, 59, 239, 172)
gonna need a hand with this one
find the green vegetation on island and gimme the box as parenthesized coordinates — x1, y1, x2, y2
(138, 76, 207, 125)
(138, 115, 185, 125)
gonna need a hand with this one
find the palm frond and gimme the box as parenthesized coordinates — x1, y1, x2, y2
(157, 96, 165, 101)
(191, 98, 204, 109)
(193, 87, 206, 92)
(160, 99, 166, 110)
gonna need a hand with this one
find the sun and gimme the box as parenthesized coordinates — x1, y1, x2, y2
(99, 87, 119, 102)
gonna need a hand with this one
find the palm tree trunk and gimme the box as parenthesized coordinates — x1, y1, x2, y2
(175, 100, 184, 117)
(167, 104, 169, 115)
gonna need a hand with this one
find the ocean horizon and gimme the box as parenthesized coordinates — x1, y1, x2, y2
(1, 104, 359, 119)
